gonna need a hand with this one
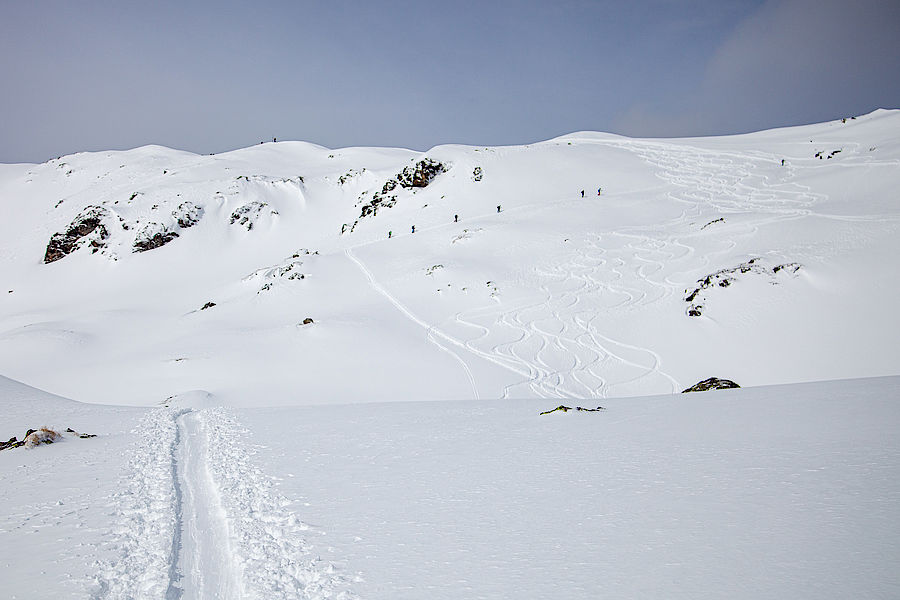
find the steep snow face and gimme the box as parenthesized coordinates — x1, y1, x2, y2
(1, 111, 899, 406)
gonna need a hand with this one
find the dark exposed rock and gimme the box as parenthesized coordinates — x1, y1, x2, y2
(540, 404, 605, 415)
(230, 201, 274, 230)
(133, 223, 179, 252)
(0, 427, 97, 450)
(1, 427, 97, 451)
(682, 377, 740, 393)
(357, 159, 448, 220)
(338, 168, 365, 185)
(44, 206, 110, 263)
(381, 179, 398, 194)
(472, 166, 483, 182)
(173, 201, 203, 228)
(396, 158, 447, 189)
(684, 258, 800, 317)
(302, 317, 314, 325)
(773, 263, 801, 274)
(63, 427, 96, 438)
(200, 302, 216, 310)
(700, 217, 724, 230)
(0, 436, 22, 451)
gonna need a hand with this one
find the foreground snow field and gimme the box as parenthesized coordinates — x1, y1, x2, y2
(1, 374, 899, 599)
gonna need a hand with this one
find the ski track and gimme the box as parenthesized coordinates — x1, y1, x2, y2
(96, 407, 354, 600)
(345, 246, 481, 400)
(452, 139, 832, 399)
(338, 138, 878, 401)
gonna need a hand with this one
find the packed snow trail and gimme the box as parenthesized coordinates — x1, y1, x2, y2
(175, 411, 242, 599)
(96, 408, 184, 599)
(97, 407, 354, 600)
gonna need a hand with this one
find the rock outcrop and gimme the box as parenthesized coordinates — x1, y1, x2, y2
(396, 158, 446, 189)
(357, 158, 448, 220)
(230, 200, 276, 230)
(133, 223, 179, 252)
(44, 206, 111, 263)
(684, 258, 801, 317)
(681, 378, 741, 393)
(173, 201, 203, 228)
(0, 427, 96, 451)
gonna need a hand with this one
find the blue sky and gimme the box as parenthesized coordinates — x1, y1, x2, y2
(1, 0, 897, 162)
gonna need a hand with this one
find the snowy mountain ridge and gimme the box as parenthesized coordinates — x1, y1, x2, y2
(1, 109, 899, 406)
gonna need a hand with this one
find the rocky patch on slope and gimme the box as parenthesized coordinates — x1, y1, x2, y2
(243, 249, 317, 293)
(44, 206, 111, 263)
(230, 200, 278, 231)
(539, 405, 605, 415)
(684, 258, 801, 317)
(682, 378, 740, 392)
(356, 158, 448, 220)
(133, 222, 179, 252)
(338, 168, 365, 185)
(1, 427, 97, 451)
(173, 201, 203, 228)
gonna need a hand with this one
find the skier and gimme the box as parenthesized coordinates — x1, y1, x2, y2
(781, 159, 785, 166)
(581, 190, 584, 198)
(597, 187, 602, 196)
(411, 225, 415, 233)
(388, 230, 392, 238)
(454, 214, 458, 223)
(497, 205, 501, 213)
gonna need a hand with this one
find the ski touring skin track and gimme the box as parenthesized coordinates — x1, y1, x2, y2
(96, 407, 355, 600)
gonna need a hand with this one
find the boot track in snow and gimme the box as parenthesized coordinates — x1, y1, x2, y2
(96, 407, 354, 600)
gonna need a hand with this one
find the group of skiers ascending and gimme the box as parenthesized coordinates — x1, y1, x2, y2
(387, 205, 506, 239)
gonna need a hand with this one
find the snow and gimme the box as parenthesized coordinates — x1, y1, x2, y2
(1, 111, 900, 597)
(1, 374, 899, 598)
(1, 111, 898, 405)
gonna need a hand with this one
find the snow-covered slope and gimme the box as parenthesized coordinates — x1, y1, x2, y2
(1, 110, 899, 406)
(2, 112, 900, 597)
(2, 374, 898, 599)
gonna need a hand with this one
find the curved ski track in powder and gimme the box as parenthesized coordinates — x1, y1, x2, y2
(450, 138, 835, 399)
(345, 246, 481, 400)
(96, 407, 354, 600)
